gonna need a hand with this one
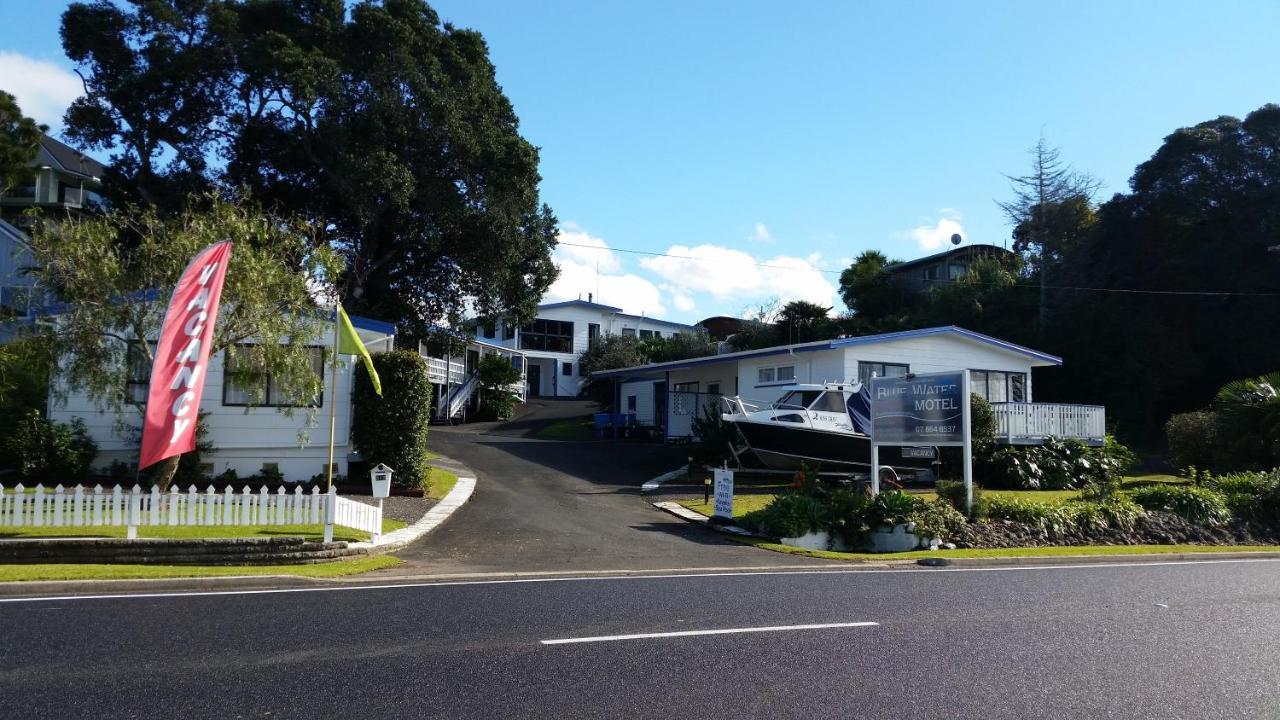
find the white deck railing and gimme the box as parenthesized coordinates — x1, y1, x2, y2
(991, 403, 1106, 445)
(0, 483, 382, 541)
(426, 356, 466, 385)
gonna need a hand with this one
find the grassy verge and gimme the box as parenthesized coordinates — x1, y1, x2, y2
(0, 518, 407, 542)
(423, 466, 459, 500)
(727, 535, 1280, 561)
(682, 475, 1190, 518)
(0, 554, 402, 583)
(533, 417, 596, 441)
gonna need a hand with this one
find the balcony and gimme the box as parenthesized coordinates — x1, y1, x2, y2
(991, 403, 1107, 446)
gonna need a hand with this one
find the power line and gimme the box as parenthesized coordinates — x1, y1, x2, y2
(555, 239, 1280, 298)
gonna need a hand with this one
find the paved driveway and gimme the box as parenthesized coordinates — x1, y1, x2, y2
(386, 427, 831, 575)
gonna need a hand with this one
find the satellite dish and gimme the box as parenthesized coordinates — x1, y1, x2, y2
(950, 233, 963, 246)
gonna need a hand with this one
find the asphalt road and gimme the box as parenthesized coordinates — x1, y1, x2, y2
(387, 423, 827, 575)
(4, 559, 1279, 719)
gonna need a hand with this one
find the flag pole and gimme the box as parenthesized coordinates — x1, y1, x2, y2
(326, 302, 341, 492)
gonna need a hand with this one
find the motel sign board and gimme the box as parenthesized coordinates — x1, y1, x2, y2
(869, 371, 967, 446)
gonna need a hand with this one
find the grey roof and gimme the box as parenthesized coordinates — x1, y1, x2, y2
(39, 134, 106, 180)
(888, 243, 1010, 272)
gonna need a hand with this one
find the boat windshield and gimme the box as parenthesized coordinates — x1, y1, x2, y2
(811, 391, 848, 413)
(777, 390, 820, 409)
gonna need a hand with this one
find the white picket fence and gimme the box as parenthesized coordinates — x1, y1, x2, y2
(0, 483, 383, 542)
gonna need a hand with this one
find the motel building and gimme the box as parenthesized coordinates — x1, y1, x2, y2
(590, 325, 1107, 446)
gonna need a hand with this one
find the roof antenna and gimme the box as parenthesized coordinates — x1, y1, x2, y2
(588, 292, 593, 303)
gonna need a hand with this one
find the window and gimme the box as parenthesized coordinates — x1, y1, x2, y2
(503, 321, 515, 341)
(970, 370, 1027, 403)
(858, 361, 909, 384)
(626, 395, 637, 412)
(757, 367, 775, 384)
(757, 365, 797, 385)
(923, 265, 940, 281)
(779, 390, 821, 408)
(674, 381, 698, 393)
(948, 263, 967, 280)
(777, 366, 796, 382)
(639, 329, 654, 339)
(812, 392, 847, 412)
(125, 340, 154, 404)
(588, 323, 600, 348)
(707, 383, 721, 396)
(482, 320, 496, 338)
(622, 328, 636, 338)
(562, 362, 573, 376)
(223, 345, 325, 407)
(520, 319, 574, 353)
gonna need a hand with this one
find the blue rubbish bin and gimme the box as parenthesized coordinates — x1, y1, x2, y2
(593, 413, 612, 439)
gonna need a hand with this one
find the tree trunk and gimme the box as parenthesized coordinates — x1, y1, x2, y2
(152, 454, 181, 493)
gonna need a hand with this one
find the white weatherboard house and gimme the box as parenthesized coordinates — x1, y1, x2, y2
(48, 314, 395, 482)
(592, 325, 1106, 444)
(425, 298, 700, 421)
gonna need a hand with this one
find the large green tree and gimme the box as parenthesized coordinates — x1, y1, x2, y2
(837, 250, 912, 331)
(28, 195, 341, 489)
(60, 0, 559, 334)
(1046, 105, 1280, 442)
(0, 91, 44, 200)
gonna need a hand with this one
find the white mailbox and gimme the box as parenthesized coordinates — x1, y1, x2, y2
(370, 463, 394, 499)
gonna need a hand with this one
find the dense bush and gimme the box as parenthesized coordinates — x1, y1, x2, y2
(740, 494, 830, 539)
(351, 351, 432, 487)
(936, 479, 982, 514)
(1207, 469, 1280, 526)
(979, 495, 1146, 534)
(0, 410, 97, 482)
(1126, 485, 1230, 527)
(980, 436, 1131, 491)
(908, 499, 967, 541)
(690, 404, 740, 469)
(1165, 411, 1220, 472)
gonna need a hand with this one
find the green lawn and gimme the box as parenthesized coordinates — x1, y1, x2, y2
(533, 417, 596, 441)
(0, 518, 406, 542)
(424, 466, 459, 500)
(0, 554, 402, 583)
(681, 475, 1190, 518)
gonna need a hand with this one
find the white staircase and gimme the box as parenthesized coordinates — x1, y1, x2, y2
(445, 374, 480, 421)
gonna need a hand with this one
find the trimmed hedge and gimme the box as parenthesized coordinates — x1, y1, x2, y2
(1125, 485, 1230, 527)
(351, 351, 432, 487)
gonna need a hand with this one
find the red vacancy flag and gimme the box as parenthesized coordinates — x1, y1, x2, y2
(138, 241, 233, 470)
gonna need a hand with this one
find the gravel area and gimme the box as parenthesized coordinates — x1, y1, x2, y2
(348, 494, 437, 524)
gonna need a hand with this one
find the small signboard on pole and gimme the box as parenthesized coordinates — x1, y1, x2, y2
(868, 370, 973, 512)
(712, 468, 735, 521)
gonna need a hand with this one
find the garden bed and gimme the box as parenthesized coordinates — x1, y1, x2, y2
(956, 511, 1278, 549)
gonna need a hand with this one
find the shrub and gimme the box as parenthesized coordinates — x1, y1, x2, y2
(1126, 485, 1230, 526)
(980, 436, 1130, 492)
(690, 404, 741, 470)
(351, 351, 433, 487)
(979, 496, 1073, 530)
(825, 486, 872, 547)
(936, 479, 981, 514)
(740, 494, 830, 539)
(1208, 469, 1280, 526)
(478, 391, 518, 421)
(0, 411, 97, 482)
(979, 495, 1146, 534)
(1165, 411, 1221, 471)
(909, 499, 967, 541)
(970, 393, 997, 458)
(864, 490, 920, 530)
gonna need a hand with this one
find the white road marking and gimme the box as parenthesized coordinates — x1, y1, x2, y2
(1, 557, 1278, 604)
(541, 621, 879, 645)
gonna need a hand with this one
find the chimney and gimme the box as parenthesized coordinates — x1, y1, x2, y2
(588, 292, 593, 303)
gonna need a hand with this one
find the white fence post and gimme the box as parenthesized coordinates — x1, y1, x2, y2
(32, 484, 45, 527)
(324, 487, 336, 543)
(127, 484, 141, 539)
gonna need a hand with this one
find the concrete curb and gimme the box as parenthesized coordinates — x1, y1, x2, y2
(0, 574, 328, 598)
(641, 465, 689, 493)
(652, 501, 759, 537)
(915, 550, 1280, 568)
(350, 476, 476, 553)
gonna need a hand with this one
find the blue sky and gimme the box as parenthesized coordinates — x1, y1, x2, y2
(3, 1, 1279, 323)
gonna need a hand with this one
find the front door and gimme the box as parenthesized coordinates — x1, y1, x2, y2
(527, 363, 542, 398)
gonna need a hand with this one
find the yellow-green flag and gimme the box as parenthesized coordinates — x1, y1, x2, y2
(338, 305, 381, 396)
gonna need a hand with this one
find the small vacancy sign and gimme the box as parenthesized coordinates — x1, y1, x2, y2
(870, 371, 967, 446)
(713, 468, 735, 520)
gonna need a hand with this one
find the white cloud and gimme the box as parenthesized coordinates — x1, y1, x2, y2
(641, 244, 837, 313)
(546, 225, 665, 316)
(898, 214, 966, 251)
(748, 222, 774, 244)
(0, 53, 83, 129)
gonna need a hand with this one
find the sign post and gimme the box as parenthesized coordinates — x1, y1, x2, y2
(712, 468, 734, 523)
(869, 370, 972, 513)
